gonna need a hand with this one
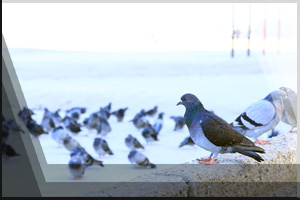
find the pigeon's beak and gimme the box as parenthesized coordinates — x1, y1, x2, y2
(177, 101, 183, 106)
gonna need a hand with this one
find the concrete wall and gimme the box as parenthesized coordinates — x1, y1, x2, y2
(83, 132, 297, 197)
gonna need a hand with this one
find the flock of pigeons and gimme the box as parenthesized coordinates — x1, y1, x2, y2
(2, 102, 190, 179)
(2, 86, 297, 179)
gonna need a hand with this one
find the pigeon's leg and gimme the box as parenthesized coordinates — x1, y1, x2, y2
(72, 176, 83, 180)
(197, 153, 213, 162)
(201, 157, 218, 165)
(254, 139, 270, 145)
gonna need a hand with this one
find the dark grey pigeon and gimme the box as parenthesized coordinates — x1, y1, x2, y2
(177, 93, 265, 164)
(66, 107, 86, 121)
(141, 123, 158, 143)
(152, 112, 164, 135)
(68, 154, 86, 179)
(230, 90, 287, 145)
(25, 119, 48, 137)
(63, 116, 81, 134)
(125, 134, 145, 150)
(84, 113, 101, 131)
(111, 107, 128, 122)
(93, 138, 113, 157)
(71, 146, 104, 168)
(2, 142, 20, 160)
(170, 116, 186, 131)
(146, 106, 158, 117)
(179, 136, 195, 148)
(18, 107, 35, 123)
(128, 150, 156, 168)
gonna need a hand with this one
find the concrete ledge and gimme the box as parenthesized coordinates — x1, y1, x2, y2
(83, 132, 297, 197)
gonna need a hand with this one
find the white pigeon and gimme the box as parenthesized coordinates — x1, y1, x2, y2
(230, 90, 287, 145)
(279, 87, 297, 133)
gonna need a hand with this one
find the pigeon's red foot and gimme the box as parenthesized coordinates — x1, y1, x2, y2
(290, 127, 297, 133)
(255, 139, 270, 145)
(72, 176, 83, 180)
(196, 157, 212, 162)
(201, 157, 218, 165)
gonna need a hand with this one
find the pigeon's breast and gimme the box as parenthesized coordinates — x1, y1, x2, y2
(189, 122, 222, 154)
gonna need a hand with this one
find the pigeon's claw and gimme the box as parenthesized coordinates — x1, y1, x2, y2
(201, 157, 218, 165)
(196, 157, 212, 162)
(254, 139, 270, 145)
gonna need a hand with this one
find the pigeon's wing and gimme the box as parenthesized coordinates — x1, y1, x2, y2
(201, 112, 255, 147)
(232, 100, 276, 129)
(101, 140, 111, 152)
(133, 138, 144, 148)
(134, 152, 148, 165)
(282, 95, 297, 125)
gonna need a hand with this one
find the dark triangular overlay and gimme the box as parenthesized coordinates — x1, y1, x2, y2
(2, 35, 42, 197)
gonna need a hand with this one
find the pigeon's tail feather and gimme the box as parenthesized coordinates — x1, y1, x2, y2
(233, 144, 265, 154)
(234, 149, 264, 162)
(94, 160, 104, 167)
(148, 163, 156, 168)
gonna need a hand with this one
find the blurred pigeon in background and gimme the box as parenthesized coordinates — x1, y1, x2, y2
(97, 103, 112, 120)
(71, 146, 104, 168)
(83, 113, 101, 132)
(63, 116, 82, 134)
(146, 106, 158, 117)
(96, 118, 112, 137)
(179, 136, 195, 148)
(128, 150, 156, 168)
(63, 135, 82, 151)
(141, 122, 158, 143)
(130, 109, 148, 130)
(111, 107, 128, 122)
(177, 93, 265, 164)
(230, 90, 287, 145)
(52, 109, 63, 127)
(2, 142, 20, 160)
(18, 107, 35, 123)
(25, 119, 48, 137)
(51, 126, 69, 146)
(68, 154, 86, 180)
(41, 108, 55, 132)
(279, 87, 297, 133)
(93, 138, 114, 157)
(125, 134, 145, 150)
(66, 107, 86, 121)
(2, 119, 25, 142)
(152, 112, 164, 135)
(170, 116, 186, 131)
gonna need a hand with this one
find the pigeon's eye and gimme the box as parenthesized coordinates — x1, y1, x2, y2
(186, 97, 190, 101)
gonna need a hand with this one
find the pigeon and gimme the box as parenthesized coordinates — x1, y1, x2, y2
(230, 90, 287, 145)
(18, 107, 35, 123)
(66, 107, 86, 121)
(2, 119, 25, 142)
(177, 93, 265, 164)
(63, 135, 82, 151)
(51, 126, 69, 146)
(141, 122, 158, 143)
(179, 136, 195, 148)
(41, 108, 55, 132)
(130, 109, 148, 130)
(93, 138, 113, 157)
(111, 107, 128, 122)
(63, 116, 81, 134)
(83, 113, 101, 131)
(279, 87, 297, 133)
(2, 142, 20, 160)
(146, 106, 158, 117)
(170, 116, 186, 131)
(128, 150, 156, 168)
(268, 128, 280, 138)
(96, 118, 112, 137)
(68, 154, 86, 180)
(152, 112, 164, 135)
(52, 109, 63, 127)
(25, 119, 48, 137)
(97, 103, 112, 120)
(125, 134, 145, 150)
(71, 146, 104, 168)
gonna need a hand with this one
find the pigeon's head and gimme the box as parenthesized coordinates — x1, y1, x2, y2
(265, 90, 287, 104)
(177, 93, 202, 108)
(279, 86, 294, 94)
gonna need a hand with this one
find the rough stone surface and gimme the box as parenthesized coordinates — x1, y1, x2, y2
(82, 133, 297, 197)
